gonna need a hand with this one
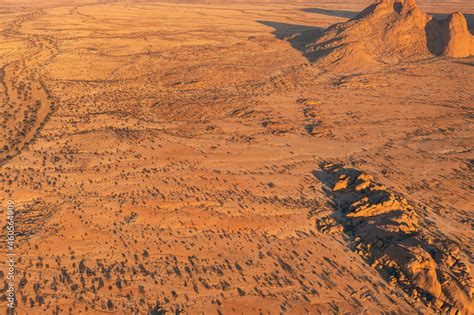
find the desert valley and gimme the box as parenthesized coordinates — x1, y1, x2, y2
(0, 0, 473, 314)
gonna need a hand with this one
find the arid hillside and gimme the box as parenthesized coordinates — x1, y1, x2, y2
(0, 0, 473, 314)
(304, 0, 474, 71)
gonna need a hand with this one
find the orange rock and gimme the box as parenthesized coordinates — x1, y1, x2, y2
(354, 174, 373, 191)
(304, 0, 474, 72)
(333, 175, 350, 191)
(443, 12, 474, 58)
(327, 163, 473, 314)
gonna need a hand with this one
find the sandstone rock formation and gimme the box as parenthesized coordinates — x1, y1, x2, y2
(439, 12, 474, 58)
(316, 216, 343, 234)
(304, 0, 474, 71)
(320, 163, 473, 314)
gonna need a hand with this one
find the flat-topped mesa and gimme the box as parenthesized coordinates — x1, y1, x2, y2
(304, 0, 474, 72)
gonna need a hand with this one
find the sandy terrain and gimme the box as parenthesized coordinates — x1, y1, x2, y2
(0, 0, 473, 314)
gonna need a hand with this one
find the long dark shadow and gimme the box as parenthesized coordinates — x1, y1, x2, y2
(256, 20, 324, 54)
(452, 60, 474, 67)
(431, 13, 473, 31)
(258, 8, 474, 63)
(302, 8, 357, 19)
(256, 20, 322, 40)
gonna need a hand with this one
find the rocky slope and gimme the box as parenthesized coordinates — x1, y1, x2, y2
(318, 162, 473, 314)
(304, 0, 474, 71)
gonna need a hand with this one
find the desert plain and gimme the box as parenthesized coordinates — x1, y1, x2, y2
(0, 0, 473, 314)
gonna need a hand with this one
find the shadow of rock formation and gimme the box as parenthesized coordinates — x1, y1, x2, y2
(304, 0, 474, 71)
(302, 8, 357, 19)
(256, 20, 323, 52)
(313, 162, 473, 314)
(260, 1, 474, 69)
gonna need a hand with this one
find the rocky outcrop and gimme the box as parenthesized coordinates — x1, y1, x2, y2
(441, 12, 474, 58)
(319, 163, 473, 314)
(304, 0, 474, 71)
(316, 216, 343, 234)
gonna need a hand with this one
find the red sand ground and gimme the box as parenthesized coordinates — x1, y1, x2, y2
(0, 0, 472, 314)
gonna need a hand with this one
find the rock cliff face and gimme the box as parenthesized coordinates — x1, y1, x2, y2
(442, 12, 474, 58)
(304, 0, 474, 71)
(319, 163, 473, 314)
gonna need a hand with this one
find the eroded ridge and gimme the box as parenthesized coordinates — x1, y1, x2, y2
(2, 199, 58, 243)
(317, 163, 473, 314)
(0, 11, 58, 166)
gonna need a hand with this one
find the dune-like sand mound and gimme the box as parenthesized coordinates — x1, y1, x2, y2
(319, 163, 473, 314)
(305, 0, 474, 71)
